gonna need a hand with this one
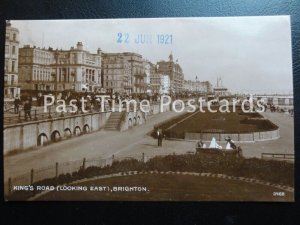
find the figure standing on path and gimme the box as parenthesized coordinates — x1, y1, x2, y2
(157, 129, 163, 147)
(14, 94, 21, 114)
(24, 99, 32, 121)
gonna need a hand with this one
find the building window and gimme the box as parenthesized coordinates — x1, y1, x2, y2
(11, 75, 15, 84)
(4, 75, 8, 85)
(5, 60, 9, 72)
(5, 45, 9, 54)
(13, 33, 16, 41)
(12, 46, 16, 55)
(12, 61, 15, 72)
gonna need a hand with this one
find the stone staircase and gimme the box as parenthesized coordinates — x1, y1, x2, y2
(104, 112, 124, 131)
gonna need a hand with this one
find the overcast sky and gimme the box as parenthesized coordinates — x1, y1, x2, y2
(12, 16, 293, 94)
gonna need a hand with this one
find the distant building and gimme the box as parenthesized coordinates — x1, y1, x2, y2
(156, 53, 184, 93)
(213, 77, 229, 96)
(18, 46, 55, 93)
(199, 81, 213, 93)
(253, 94, 293, 109)
(150, 72, 170, 95)
(150, 71, 162, 94)
(102, 52, 149, 94)
(102, 53, 131, 94)
(18, 42, 102, 95)
(161, 74, 171, 94)
(143, 60, 153, 93)
(122, 52, 147, 94)
(4, 21, 20, 99)
(183, 80, 213, 93)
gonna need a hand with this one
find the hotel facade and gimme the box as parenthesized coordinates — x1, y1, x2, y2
(4, 21, 20, 99)
(18, 42, 102, 95)
(156, 53, 184, 93)
(101, 53, 132, 94)
(15, 41, 187, 97)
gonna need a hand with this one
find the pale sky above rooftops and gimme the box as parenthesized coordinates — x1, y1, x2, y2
(11, 16, 293, 94)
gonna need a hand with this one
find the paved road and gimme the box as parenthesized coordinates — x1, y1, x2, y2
(4, 110, 294, 181)
(241, 112, 294, 158)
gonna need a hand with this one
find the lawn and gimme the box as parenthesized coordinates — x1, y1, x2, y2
(156, 108, 278, 139)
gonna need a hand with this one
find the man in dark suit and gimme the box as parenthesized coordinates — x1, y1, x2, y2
(14, 94, 21, 114)
(157, 129, 163, 147)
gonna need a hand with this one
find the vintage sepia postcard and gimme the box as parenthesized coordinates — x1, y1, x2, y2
(3, 16, 294, 201)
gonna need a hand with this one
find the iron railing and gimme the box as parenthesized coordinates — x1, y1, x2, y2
(4, 152, 172, 196)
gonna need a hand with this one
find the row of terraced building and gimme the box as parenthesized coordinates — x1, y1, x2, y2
(4, 21, 185, 99)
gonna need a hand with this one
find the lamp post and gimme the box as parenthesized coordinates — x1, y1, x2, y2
(195, 75, 198, 93)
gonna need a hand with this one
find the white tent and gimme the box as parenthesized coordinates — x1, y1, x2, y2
(209, 137, 221, 149)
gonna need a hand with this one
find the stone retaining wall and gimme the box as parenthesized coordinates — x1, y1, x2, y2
(4, 112, 111, 154)
(185, 129, 280, 142)
(4, 103, 169, 154)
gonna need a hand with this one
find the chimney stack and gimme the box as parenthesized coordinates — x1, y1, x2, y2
(77, 42, 83, 50)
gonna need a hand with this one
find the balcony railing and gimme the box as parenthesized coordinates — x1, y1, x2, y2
(134, 83, 147, 88)
(4, 69, 18, 74)
(123, 84, 132, 89)
(4, 81, 18, 86)
(134, 72, 147, 78)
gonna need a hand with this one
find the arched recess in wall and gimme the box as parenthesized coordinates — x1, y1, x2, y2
(74, 126, 81, 136)
(37, 133, 48, 146)
(137, 116, 141, 124)
(83, 124, 90, 134)
(51, 130, 61, 142)
(64, 128, 72, 138)
(128, 118, 132, 127)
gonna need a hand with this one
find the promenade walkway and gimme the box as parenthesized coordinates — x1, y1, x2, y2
(4, 109, 183, 180)
(4, 110, 294, 181)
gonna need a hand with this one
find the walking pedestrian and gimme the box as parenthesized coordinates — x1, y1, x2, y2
(158, 129, 163, 147)
(157, 129, 161, 146)
(14, 94, 21, 114)
(157, 129, 163, 147)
